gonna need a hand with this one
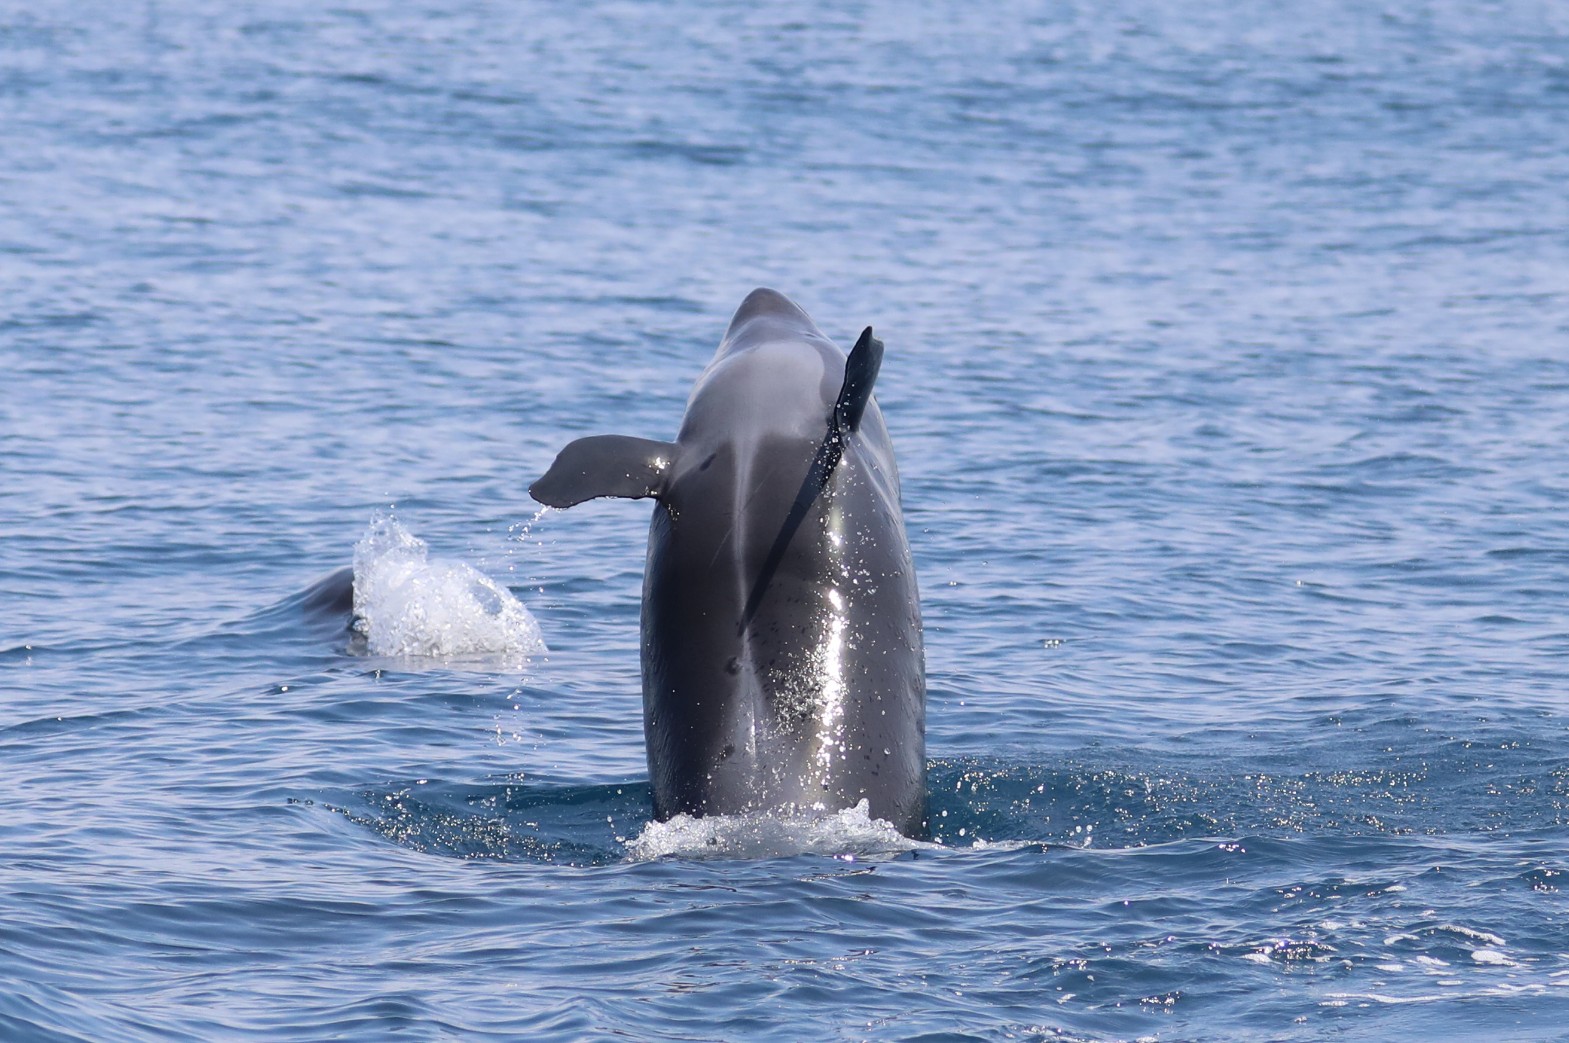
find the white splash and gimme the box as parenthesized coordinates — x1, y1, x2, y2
(1471, 948, 1516, 967)
(351, 514, 546, 662)
(624, 800, 929, 862)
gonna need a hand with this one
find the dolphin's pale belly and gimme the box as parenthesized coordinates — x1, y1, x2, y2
(640, 435, 925, 834)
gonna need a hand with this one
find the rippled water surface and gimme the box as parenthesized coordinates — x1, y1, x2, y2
(5, 1, 1569, 1039)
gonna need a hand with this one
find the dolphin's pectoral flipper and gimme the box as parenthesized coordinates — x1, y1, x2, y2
(833, 326, 883, 436)
(530, 435, 679, 509)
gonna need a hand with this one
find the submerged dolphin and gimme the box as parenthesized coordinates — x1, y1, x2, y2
(531, 289, 926, 836)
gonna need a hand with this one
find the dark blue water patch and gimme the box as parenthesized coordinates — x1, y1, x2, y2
(621, 139, 749, 167)
(0, 310, 105, 331)
(316, 779, 653, 866)
(937, 715, 1569, 841)
(316, 719, 1569, 871)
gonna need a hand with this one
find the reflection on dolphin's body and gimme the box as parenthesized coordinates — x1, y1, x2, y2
(532, 289, 926, 836)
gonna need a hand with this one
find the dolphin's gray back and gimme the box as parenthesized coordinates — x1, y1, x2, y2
(641, 291, 923, 833)
(528, 288, 926, 835)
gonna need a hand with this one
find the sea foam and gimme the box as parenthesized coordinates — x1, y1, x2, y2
(351, 514, 545, 662)
(624, 800, 929, 862)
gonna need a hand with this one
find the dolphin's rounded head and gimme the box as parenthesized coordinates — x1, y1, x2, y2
(719, 288, 827, 355)
(681, 290, 843, 449)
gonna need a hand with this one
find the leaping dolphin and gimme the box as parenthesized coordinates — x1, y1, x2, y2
(531, 288, 926, 837)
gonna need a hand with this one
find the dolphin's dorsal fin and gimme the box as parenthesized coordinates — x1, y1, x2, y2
(740, 326, 885, 633)
(529, 435, 679, 508)
(833, 326, 883, 437)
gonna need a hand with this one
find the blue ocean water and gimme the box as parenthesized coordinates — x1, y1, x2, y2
(4, 0, 1569, 1038)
